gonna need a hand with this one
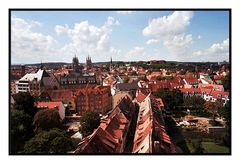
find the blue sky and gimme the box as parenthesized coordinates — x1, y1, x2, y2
(11, 10, 229, 64)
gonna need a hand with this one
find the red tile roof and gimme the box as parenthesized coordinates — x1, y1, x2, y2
(75, 96, 134, 153)
(36, 101, 63, 109)
(210, 90, 229, 99)
(200, 88, 212, 95)
(75, 86, 110, 98)
(180, 88, 201, 94)
(47, 89, 75, 101)
(136, 91, 147, 103)
(184, 77, 199, 84)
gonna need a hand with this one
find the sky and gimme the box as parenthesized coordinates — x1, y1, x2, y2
(11, 10, 230, 64)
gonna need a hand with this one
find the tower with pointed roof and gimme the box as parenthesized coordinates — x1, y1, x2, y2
(110, 57, 113, 72)
(72, 55, 81, 72)
(86, 55, 92, 70)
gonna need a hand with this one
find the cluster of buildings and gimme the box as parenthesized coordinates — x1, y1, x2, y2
(10, 56, 230, 153)
(74, 90, 176, 154)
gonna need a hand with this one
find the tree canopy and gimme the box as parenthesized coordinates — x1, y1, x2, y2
(10, 110, 34, 153)
(204, 101, 223, 115)
(184, 96, 206, 110)
(33, 109, 62, 133)
(123, 76, 130, 83)
(23, 128, 73, 154)
(221, 75, 230, 91)
(13, 92, 37, 116)
(154, 89, 183, 110)
(80, 111, 100, 137)
(218, 102, 230, 124)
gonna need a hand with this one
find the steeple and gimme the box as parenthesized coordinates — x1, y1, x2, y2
(86, 54, 92, 70)
(72, 55, 80, 72)
(40, 60, 44, 70)
(110, 57, 113, 72)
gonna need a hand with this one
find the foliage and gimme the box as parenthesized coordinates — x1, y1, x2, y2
(179, 70, 186, 75)
(204, 101, 222, 113)
(184, 96, 205, 110)
(138, 76, 148, 81)
(23, 128, 73, 154)
(130, 71, 137, 76)
(33, 109, 62, 132)
(123, 76, 130, 83)
(218, 102, 230, 124)
(154, 89, 183, 110)
(13, 92, 37, 116)
(80, 111, 100, 137)
(156, 76, 163, 81)
(220, 75, 230, 91)
(10, 110, 34, 153)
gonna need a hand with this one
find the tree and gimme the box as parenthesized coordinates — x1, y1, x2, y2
(218, 102, 230, 124)
(23, 128, 73, 154)
(204, 101, 223, 118)
(130, 71, 137, 76)
(139, 76, 148, 81)
(123, 76, 130, 83)
(156, 76, 163, 81)
(184, 96, 205, 110)
(154, 89, 183, 110)
(33, 109, 62, 133)
(13, 92, 37, 116)
(10, 110, 34, 153)
(80, 111, 100, 137)
(221, 75, 230, 91)
(179, 70, 186, 75)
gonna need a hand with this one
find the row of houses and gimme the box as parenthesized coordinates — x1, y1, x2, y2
(74, 89, 176, 153)
(74, 96, 136, 153)
(133, 91, 176, 153)
(180, 88, 229, 105)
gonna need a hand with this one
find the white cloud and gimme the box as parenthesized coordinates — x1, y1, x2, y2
(143, 11, 193, 37)
(55, 24, 69, 35)
(163, 34, 193, 55)
(11, 16, 58, 64)
(127, 47, 145, 56)
(56, 16, 120, 61)
(198, 35, 202, 39)
(146, 39, 160, 45)
(142, 11, 194, 57)
(116, 11, 136, 14)
(192, 38, 229, 61)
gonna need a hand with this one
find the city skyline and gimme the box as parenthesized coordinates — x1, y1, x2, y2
(11, 10, 230, 64)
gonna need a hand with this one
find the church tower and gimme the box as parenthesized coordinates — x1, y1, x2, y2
(86, 55, 92, 70)
(72, 55, 80, 72)
(110, 57, 113, 72)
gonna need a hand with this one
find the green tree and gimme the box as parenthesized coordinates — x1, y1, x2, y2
(33, 109, 62, 133)
(221, 75, 230, 91)
(179, 70, 186, 75)
(13, 92, 37, 116)
(130, 71, 137, 76)
(23, 128, 73, 154)
(204, 101, 223, 119)
(123, 76, 130, 83)
(154, 89, 183, 110)
(139, 76, 148, 81)
(156, 76, 163, 81)
(218, 102, 230, 124)
(80, 111, 100, 137)
(10, 110, 34, 153)
(184, 96, 205, 110)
